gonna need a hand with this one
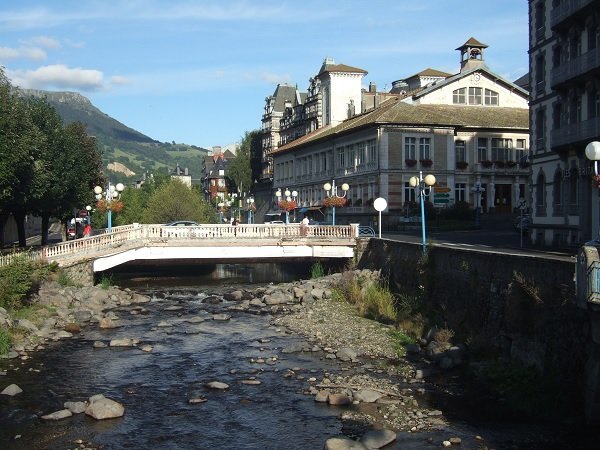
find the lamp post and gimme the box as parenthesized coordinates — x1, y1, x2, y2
(246, 196, 255, 224)
(471, 182, 485, 227)
(218, 202, 224, 223)
(409, 171, 436, 255)
(275, 188, 298, 224)
(585, 141, 600, 239)
(323, 180, 349, 226)
(93, 182, 124, 232)
(373, 197, 387, 239)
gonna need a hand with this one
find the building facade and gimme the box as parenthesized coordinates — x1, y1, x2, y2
(270, 39, 530, 226)
(529, 0, 600, 247)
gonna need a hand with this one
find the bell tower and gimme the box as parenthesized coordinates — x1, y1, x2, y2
(456, 37, 488, 72)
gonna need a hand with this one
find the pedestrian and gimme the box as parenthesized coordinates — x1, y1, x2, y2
(300, 216, 309, 236)
(232, 217, 238, 236)
(83, 223, 92, 237)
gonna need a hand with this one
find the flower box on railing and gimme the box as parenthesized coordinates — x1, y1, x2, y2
(480, 160, 493, 168)
(456, 161, 469, 170)
(278, 199, 297, 212)
(405, 159, 417, 167)
(506, 161, 517, 168)
(493, 160, 506, 168)
(420, 159, 433, 167)
(519, 162, 530, 169)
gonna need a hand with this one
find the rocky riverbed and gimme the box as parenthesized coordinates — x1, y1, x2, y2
(0, 269, 584, 449)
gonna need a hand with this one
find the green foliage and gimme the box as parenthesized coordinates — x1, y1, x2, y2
(99, 274, 113, 289)
(0, 328, 12, 355)
(57, 270, 75, 287)
(388, 329, 414, 357)
(311, 261, 325, 278)
(0, 254, 34, 310)
(360, 282, 397, 323)
(142, 178, 214, 224)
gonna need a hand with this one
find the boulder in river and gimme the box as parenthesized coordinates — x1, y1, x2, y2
(41, 409, 73, 420)
(85, 394, 125, 420)
(1, 383, 23, 396)
(323, 436, 368, 449)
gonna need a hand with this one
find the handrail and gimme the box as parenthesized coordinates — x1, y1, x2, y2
(0, 223, 360, 267)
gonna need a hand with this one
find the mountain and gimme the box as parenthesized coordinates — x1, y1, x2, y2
(21, 89, 210, 182)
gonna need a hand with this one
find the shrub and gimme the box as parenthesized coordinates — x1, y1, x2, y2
(99, 274, 113, 290)
(0, 254, 34, 310)
(311, 262, 325, 279)
(360, 282, 397, 323)
(0, 328, 12, 355)
(57, 270, 75, 287)
(434, 327, 455, 345)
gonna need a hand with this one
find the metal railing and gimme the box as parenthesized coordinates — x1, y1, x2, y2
(0, 223, 362, 268)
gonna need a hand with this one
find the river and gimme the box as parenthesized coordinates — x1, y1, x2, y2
(0, 262, 596, 449)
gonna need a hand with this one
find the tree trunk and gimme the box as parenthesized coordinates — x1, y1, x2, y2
(41, 213, 50, 246)
(13, 210, 27, 247)
(0, 211, 9, 248)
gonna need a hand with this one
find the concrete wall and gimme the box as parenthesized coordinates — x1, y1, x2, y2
(357, 238, 587, 405)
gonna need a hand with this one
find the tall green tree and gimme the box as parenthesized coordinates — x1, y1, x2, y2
(142, 179, 214, 224)
(228, 130, 257, 195)
(0, 70, 43, 246)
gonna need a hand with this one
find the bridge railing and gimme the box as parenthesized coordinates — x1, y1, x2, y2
(1, 223, 361, 267)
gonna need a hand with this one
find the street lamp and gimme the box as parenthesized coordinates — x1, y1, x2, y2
(373, 197, 387, 239)
(218, 202, 225, 223)
(275, 188, 298, 224)
(323, 180, 349, 225)
(93, 182, 124, 232)
(409, 171, 436, 255)
(585, 141, 600, 239)
(246, 196, 255, 224)
(471, 182, 485, 227)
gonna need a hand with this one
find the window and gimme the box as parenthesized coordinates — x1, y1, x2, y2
(588, 88, 599, 119)
(535, 54, 545, 85)
(453, 88, 466, 104)
(337, 147, 345, 168)
(516, 139, 528, 163)
(368, 139, 377, 163)
(535, 2, 545, 30)
(477, 138, 488, 162)
(553, 101, 562, 129)
(468, 87, 482, 105)
(455, 183, 466, 203)
(484, 89, 499, 106)
(553, 170, 562, 212)
(357, 142, 366, 166)
(570, 93, 582, 124)
(536, 172, 546, 213)
(455, 140, 466, 162)
(404, 182, 416, 204)
(491, 138, 512, 161)
(535, 109, 546, 151)
(419, 138, 431, 160)
(570, 32, 582, 58)
(552, 45, 562, 68)
(405, 137, 416, 160)
(348, 144, 356, 168)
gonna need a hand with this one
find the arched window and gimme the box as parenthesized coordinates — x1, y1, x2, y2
(536, 171, 546, 216)
(484, 89, 499, 105)
(453, 88, 466, 104)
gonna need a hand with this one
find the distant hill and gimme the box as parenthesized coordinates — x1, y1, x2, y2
(21, 89, 210, 182)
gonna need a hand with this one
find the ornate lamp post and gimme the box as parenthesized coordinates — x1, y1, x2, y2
(218, 202, 225, 223)
(323, 180, 349, 225)
(409, 171, 436, 255)
(246, 196, 255, 224)
(93, 182, 124, 232)
(373, 197, 387, 239)
(275, 188, 297, 224)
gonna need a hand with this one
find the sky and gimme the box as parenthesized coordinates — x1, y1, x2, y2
(0, 1, 529, 150)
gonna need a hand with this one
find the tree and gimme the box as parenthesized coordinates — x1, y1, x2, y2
(142, 179, 214, 224)
(227, 131, 256, 195)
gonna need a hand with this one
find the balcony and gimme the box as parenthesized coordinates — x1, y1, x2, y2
(551, 0, 596, 29)
(551, 47, 600, 88)
(551, 117, 600, 148)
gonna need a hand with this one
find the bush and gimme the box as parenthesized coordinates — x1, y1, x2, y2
(0, 254, 35, 310)
(360, 282, 397, 323)
(0, 328, 12, 356)
(311, 262, 325, 279)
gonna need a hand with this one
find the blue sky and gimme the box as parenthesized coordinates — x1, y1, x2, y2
(0, 1, 529, 149)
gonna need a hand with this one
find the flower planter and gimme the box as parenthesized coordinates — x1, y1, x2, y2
(420, 159, 433, 167)
(456, 161, 469, 170)
(405, 159, 417, 167)
(480, 160, 493, 168)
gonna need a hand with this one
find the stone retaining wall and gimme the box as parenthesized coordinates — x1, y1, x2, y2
(357, 238, 587, 402)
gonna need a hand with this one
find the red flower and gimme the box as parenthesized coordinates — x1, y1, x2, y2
(96, 199, 124, 213)
(593, 175, 600, 189)
(322, 197, 347, 208)
(278, 199, 297, 212)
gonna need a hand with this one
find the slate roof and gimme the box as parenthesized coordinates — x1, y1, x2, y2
(318, 62, 368, 76)
(411, 68, 452, 78)
(270, 84, 303, 112)
(456, 37, 488, 50)
(273, 98, 528, 155)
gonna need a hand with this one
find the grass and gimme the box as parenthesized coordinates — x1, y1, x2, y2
(99, 274, 113, 289)
(0, 328, 12, 355)
(310, 262, 325, 279)
(388, 329, 414, 358)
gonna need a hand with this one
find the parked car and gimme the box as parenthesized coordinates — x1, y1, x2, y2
(66, 226, 76, 240)
(165, 221, 199, 226)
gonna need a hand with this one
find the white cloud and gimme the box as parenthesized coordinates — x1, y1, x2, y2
(0, 46, 19, 60)
(20, 35, 60, 49)
(110, 75, 130, 85)
(8, 64, 104, 91)
(0, 45, 46, 61)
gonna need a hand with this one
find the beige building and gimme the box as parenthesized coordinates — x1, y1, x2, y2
(528, 0, 600, 247)
(269, 39, 530, 226)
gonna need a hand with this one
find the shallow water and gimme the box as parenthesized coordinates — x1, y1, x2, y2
(0, 263, 597, 449)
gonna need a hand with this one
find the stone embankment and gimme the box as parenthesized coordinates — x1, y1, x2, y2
(1, 271, 471, 449)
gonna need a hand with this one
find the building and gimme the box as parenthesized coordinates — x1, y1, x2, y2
(171, 163, 192, 188)
(528, 0, 600, 247)
(201, 146, 237, 203)
(269, 39, 530, 226)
